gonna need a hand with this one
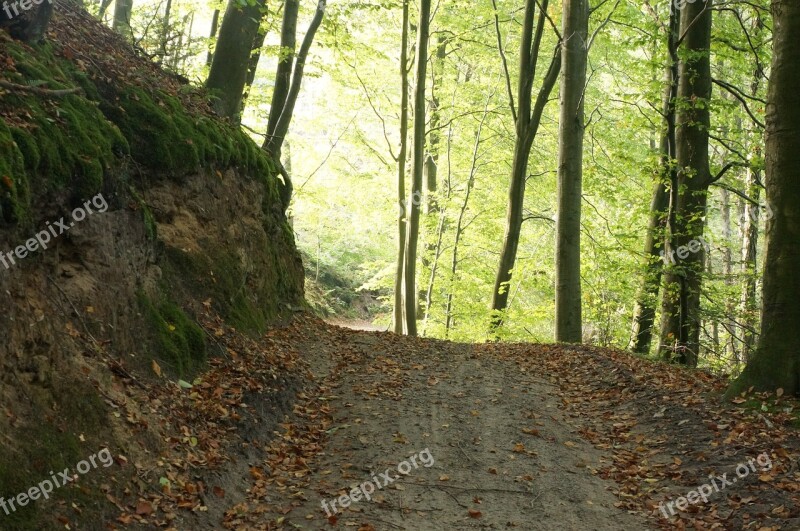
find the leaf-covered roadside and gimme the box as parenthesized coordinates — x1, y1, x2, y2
(92, 317, 800, 529)
(487, 342, 800, 530)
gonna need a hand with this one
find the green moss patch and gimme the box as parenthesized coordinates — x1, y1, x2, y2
(138, 292, 207, 378)
(0, 383, 111, 529)
(0, 37, 280, 227)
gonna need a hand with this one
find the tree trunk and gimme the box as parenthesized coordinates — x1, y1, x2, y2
(113, 0, 134, 40)
(630, 5, 678, 354)
(265, 0, 300, 144)
(490, 0, 561, 332)
(264, 0, 327, 212)
(206, 9, 221, 67)
(394, 0, 410, 334)
(657, 0, 713, 366)
(728, 0, 800, 397)
(242, 23, 269, 111)
(738, 164, 761, 363)
(205, 0, 267, 120)
(402, 0, 432, 337)
(157, 0, 173, 60)
(419, 37, 447, 319)
(554, 0, 588, 343)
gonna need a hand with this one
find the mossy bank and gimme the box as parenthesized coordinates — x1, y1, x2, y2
(0, 2, 305, 528)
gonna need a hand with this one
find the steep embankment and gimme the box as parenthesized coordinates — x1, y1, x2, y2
(0, 2, 304, 528)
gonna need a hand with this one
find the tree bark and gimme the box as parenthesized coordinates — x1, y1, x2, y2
(113, 0, 134, 40)
(554, 0, 588, 343)
(205, 9, 221, 67)
(630, 5, 678, 354)
(657, 0, 713, 366)
(402, 0, 432, 337)
(264, 0, 327, 212)
(205, 0, 268, 120)
(728, 0, 800, 396)
(490, 0, 561, 333)
(265, 0, 300, 144)
(394, 0, 411, 334)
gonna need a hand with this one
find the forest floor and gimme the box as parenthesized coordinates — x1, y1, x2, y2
(119, 316, 800, 531)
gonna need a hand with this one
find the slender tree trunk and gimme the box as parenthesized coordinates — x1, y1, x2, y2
(158, 0, 173, 60)
(265, 0, 300, 144)
(737, 14, 765, 365)
(206, 0, 268, 119)
(446, 97, 491, 337)
(422, 206, 446, 337)
(728, 0, 800, 397)
(241, 23, 269, 112)
(418, 38, 447, 319)
(658, 0, 713, 366)
(206, 9, 221, 66)
(720, 187, 738, 362)
(402, 0, 432, 337)
(739, 165, 761, 362)
(264, 0, 327, 211)
(554, 0, 588, 343)
(631, 7, 679, 354)
(394, 0, 411, 334)
(490, 0, 561, 332)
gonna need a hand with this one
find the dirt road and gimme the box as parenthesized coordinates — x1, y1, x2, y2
(210, 319, 798, 531)
(221, 322, 648, 530)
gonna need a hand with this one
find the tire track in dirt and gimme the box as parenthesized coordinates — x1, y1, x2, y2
(244, 326, 651, 530)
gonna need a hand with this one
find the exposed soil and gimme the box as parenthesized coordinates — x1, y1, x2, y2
(198, 318, 800, 531)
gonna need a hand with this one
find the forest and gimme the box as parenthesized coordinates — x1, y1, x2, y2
(62, 0, 794, 395)
(0, 0, 799, 528)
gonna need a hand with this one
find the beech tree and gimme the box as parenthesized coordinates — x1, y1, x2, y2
(554, 0, 588, 343)
(630, 4, 679, 354)
(490, 0, 560, 332)
(264, 0, 327, 212)
(657, 0, 713, 366)
(393, 0, 410, 334)
(402, 0, 432, 336)
(205, 0, 268, 120)
(728, 0, 800, 396)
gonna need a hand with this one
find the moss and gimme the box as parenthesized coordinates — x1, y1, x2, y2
(0, 121, 29, 223)
(0, 37, 280, 228)
(162, 245, 278, 334)
(138, 292, 207, 378)
(0, 384, 108, 529)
